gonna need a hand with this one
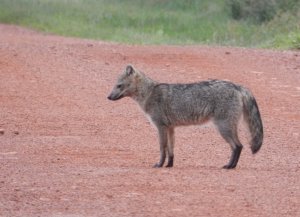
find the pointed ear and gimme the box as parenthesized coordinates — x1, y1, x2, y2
(125, 65, 135, 76)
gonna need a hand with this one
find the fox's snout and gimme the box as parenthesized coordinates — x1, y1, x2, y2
(107, 93, 117, 101)
(107, 92, 124, 101)
(107, 94, 113, 100)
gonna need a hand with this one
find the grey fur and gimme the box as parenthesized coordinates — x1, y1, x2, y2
(108, 65, 263, 169)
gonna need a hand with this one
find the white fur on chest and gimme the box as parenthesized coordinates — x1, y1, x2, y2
(145, 113, 156, 127)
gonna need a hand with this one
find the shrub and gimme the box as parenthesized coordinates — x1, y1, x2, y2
(227, 0, 277, 23)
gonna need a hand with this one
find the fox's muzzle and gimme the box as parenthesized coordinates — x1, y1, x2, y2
(107, 95, 113, 100)
(107, 93, 124, 101)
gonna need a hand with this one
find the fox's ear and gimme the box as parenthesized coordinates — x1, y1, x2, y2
(125, 65, 135, 76)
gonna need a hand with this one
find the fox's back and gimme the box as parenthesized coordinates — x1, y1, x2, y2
(145, 80, 244, 126)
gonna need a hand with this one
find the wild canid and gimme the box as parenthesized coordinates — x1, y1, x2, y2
(108, 65, 263, 169)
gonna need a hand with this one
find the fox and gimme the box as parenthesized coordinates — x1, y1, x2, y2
(108, 65, 263, 169)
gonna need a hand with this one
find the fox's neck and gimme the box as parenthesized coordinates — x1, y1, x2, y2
(132, 73, 157, 109)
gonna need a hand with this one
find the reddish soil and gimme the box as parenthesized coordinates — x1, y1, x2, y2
(0, 24, 299, 217)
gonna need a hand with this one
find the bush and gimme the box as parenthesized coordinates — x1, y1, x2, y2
(228, 0, 277, 23)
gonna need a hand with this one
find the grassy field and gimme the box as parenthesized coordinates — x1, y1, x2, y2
(0, 0, 299, 49)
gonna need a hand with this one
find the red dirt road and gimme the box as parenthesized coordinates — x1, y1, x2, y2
(0, 24, 299, 217)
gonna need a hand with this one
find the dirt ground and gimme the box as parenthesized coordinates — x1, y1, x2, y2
(0, 24, 299, 217)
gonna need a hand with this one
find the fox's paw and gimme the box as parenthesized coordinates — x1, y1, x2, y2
(153, 163, 163, 168)
(165, 157, 174, 168)
(222, 164, 236, 169)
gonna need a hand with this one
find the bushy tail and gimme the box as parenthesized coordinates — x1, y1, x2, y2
(241, 88, 263, 154)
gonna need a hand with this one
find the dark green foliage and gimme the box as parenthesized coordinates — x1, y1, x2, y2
(227, 0, 278, 23)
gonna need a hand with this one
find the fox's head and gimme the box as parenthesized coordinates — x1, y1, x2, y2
(107, 65, 139, 101)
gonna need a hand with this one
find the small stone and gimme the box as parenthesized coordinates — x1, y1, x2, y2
(0, 129, 4, 135)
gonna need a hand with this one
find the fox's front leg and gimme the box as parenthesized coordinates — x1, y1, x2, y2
(166, 127, 174, 167)
(153, 126, 168, 168)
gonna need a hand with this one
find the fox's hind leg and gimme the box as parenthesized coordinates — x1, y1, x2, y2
(166, 127, 174, 167)
(215, 120, 243, 169)
(223, 144, 242, 169)
(153, 126, 168, 168)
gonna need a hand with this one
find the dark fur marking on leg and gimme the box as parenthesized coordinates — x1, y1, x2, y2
(223, 146, 242, 169)
(166, 156, 174, 167)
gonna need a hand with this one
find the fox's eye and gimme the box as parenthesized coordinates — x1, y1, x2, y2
(117, 84, 122, 89)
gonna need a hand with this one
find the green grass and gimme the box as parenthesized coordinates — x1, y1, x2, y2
(0, 0, 299, 49)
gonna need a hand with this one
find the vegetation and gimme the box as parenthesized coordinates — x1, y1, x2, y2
(0, 0, 299, 49)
